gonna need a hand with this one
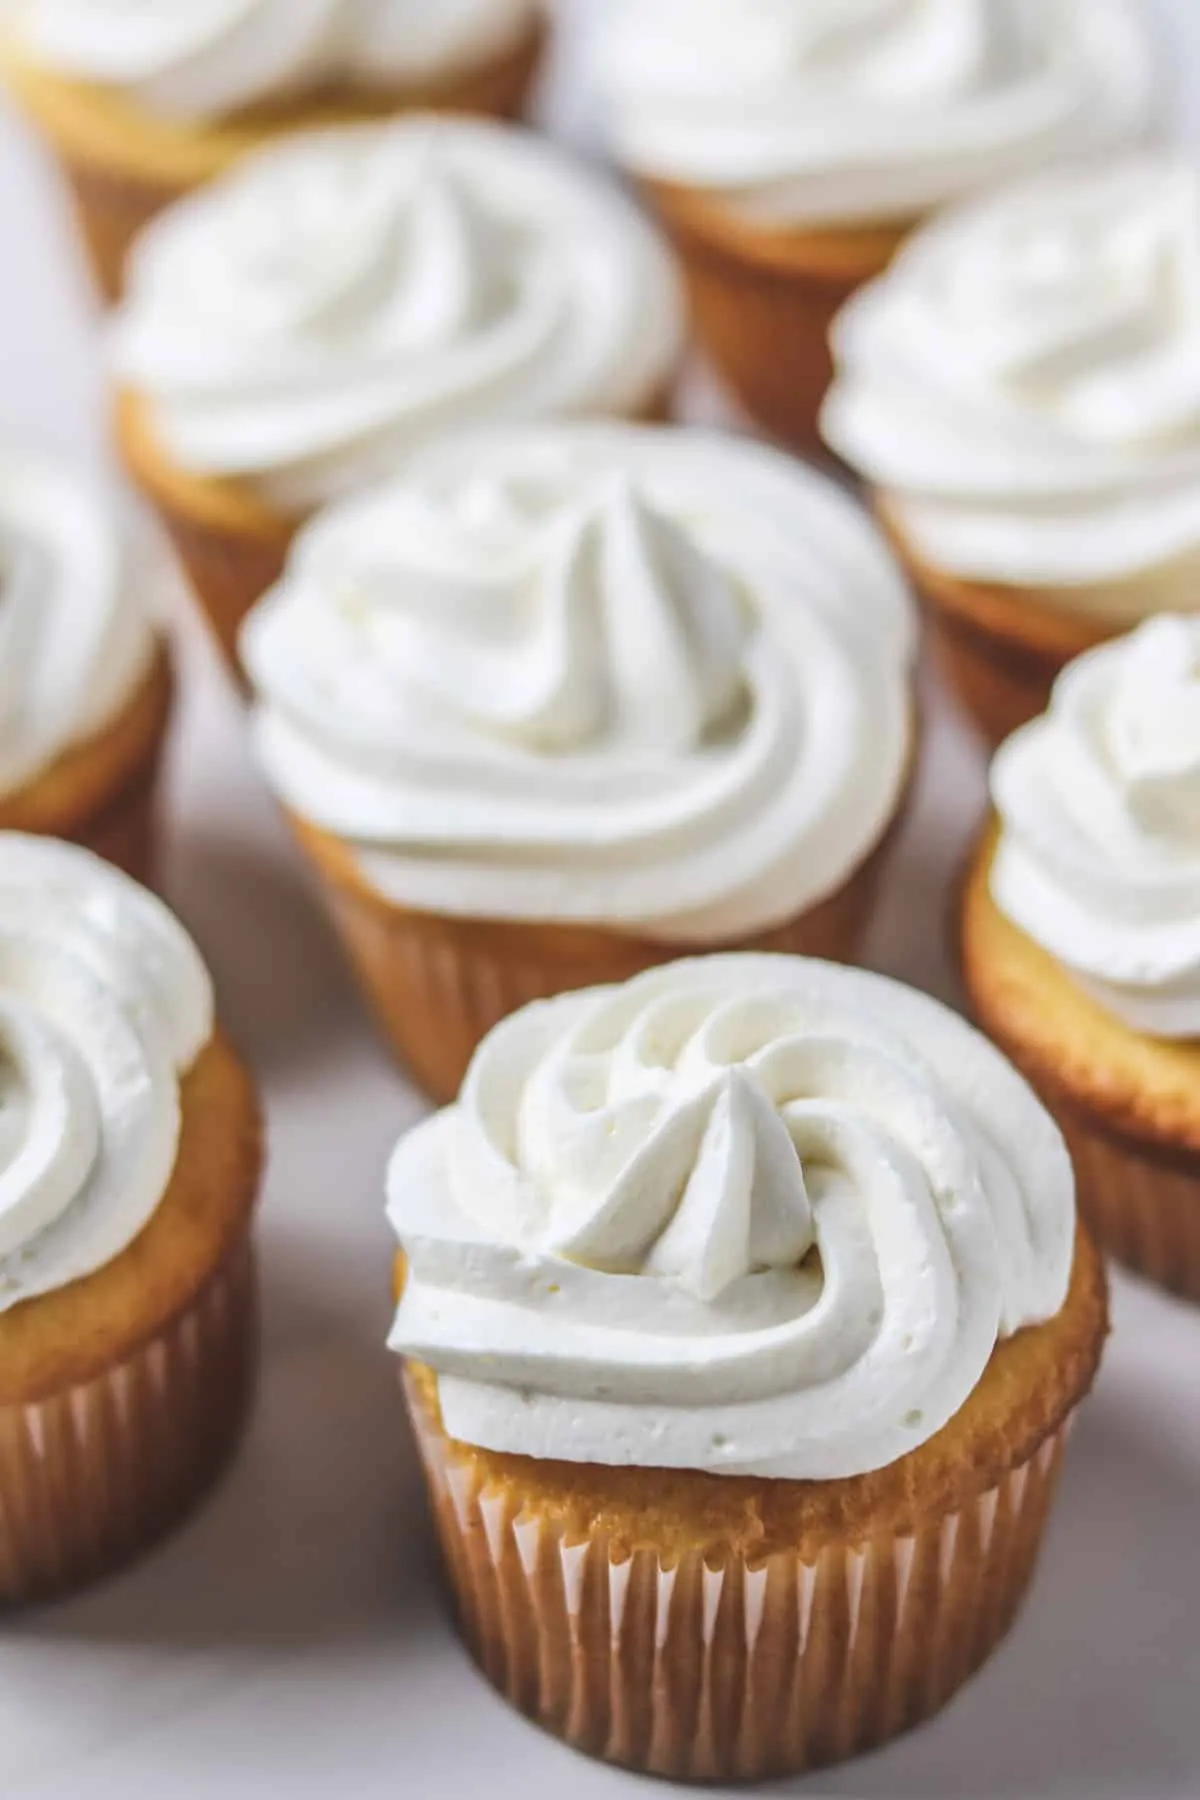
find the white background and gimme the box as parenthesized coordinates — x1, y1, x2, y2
(1, 4, 1199, 1796)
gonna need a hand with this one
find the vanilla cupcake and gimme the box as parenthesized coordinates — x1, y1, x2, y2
(823, 156, 1200, 744)
(0, 450, 171, 883)
(2, 0, 547, 300)
(0, 836, 262, 1603)
(241, 425, 917, 1099)
(389, 953, 1106, 1782)
(109, 118, 686, 674)
(598, 0, 1151, 455)
(962, 617, 1200, 1301)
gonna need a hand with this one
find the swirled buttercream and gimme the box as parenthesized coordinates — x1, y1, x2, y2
(824, 157, 1200, 618)
(387, 953, 1075, 1479)
(109, 120, 685, 512)
(600, 0, 1152, 227)
(991, 617, 1200, 1039)
(0, 835, 213, 1313)
(0, 451, 155, 800)
(241, 424, 915, 938)
(13, 0, 542, 120)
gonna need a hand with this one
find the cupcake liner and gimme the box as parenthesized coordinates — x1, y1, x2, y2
(1059, 1113, 1200, 1303)
(73, 749, 162, 887)
(880, 507, 1108, 746)
(642, 182, 905, 456)
(153, 492, 295, 682)
(404, 1368, 1073, 1783)
(291, 801, 902, 1103)
(0, 1238, 257, 1607)
(18, 22, 545, 304)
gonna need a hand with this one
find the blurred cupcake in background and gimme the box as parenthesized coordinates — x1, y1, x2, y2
(241, 425, 918, 1100)
(962, 617, 1200, 1299)
(1, 0, 548, 299)
(599, 0, 1152, 454)
(390, 953, 1106, 1781)
(108, 118, 686, 675)
(0, 836, 262, 1604)
(0, 449, 172, 884)
(825, 157, 1200, 745)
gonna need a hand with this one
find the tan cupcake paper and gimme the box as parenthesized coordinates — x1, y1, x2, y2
(0, 452, 174, 884)
(108, 118, 685, 678)
(387, 955, 1107, 1782)
(0, 838, 262, 1604)
(601, 0, 1152, 455)
(642, 183, 905, 456)
(824, 157, 1200, 747)
(1, 5, 545, 301)
(961, 617, 1200, 1300)
(241, 424, 918, 1100)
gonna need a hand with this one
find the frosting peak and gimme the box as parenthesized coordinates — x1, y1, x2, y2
(388, 955, 1075, 1479)
(823, 157, 1200, 616)
(991, 617, 1200, 1039)
(110, 121, 685, 512)
(243, 424, 915, 939)
(0, 836, 214, 1313)
(600, 0, 1152, 228)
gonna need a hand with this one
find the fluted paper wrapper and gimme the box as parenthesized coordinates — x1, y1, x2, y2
(405, 1373, 1074, 1783)
(73, 753, 162, 888)
(1061, 1115, 1200, 1303)
(309, 815, 896, 1105)
(0, 1240, 257, 1606)
(152, 498, 294, 682)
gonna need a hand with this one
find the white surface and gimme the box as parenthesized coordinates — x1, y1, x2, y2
(1, 4, 1199, 1796)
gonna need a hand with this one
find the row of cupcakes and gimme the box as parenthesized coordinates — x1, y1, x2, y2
(11, 395, 1198, 1304)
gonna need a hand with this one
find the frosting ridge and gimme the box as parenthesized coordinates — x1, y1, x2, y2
(241, 424, 915, 938)
(110, 120, 684, 511)
(0, 836, 213, 1312)
(601, 0, 1152, 227)
(388, 954, 1075, 1479)
(0, 452, 155, 800)
(991, 616, 1200, 1038)
(823, 156, 1200, 615)
(16, 0, 542, 119)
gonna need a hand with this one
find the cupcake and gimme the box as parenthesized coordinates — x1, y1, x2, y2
(109, 117, 686, 676)
(388, 952, 1106, 1783)
(0, 449, 172, 884)
(962, 617, 1200, 1301)
(241, 424, 918, 1100)
(823, 156, 1200, 746)
(0, 835, 262, 1604)
(1, 0, 547, 300)
(598, 0, 1151, 455)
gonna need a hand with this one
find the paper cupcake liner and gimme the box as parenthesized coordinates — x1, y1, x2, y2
(1060, 1113, 1200, 1303)
(71, 751, 163, 888)
(405, 1371, 1073, 1784)
(59, 152, 182, 301)
(880, 514, 1109, 747)
(0, 1239, 257, 1607)
(302, 805, 899, 1104)
(642, 185, 903, 456)
(153, 495, 295, 682)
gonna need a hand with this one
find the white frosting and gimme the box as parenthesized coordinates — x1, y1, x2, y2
(824, 157, 1200, 619)
(108, 120, 685, 513)
(241, 425, 915, 939)
(0, 451, 155, 801)
(15, 0, 542, 119)
(0, 835, 214, 1314)
(600, 0, 1152, 227)
(387, 954, 1075, 1480)
(991, 617, 1200, 1040)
